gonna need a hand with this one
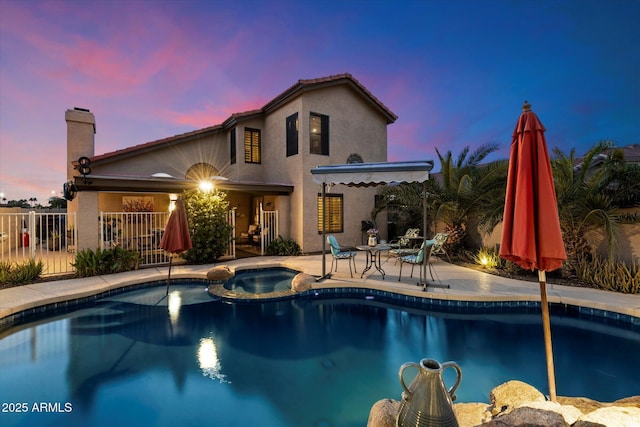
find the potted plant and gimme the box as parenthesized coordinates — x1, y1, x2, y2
(367, 228, 379, 246)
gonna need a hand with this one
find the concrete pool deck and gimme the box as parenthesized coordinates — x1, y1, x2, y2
(1, 254, 639, 325)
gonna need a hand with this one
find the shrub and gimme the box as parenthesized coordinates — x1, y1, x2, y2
(72, 247, 140, 278)
(472, 247, 503, 269)
(0, 259, 43, 285)
(265, 236, 301, 256)
(574, 255, 639, 294)
(182, 189, 232, 263)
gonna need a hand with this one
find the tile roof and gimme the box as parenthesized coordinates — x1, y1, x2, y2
(91, 73, 397, 165)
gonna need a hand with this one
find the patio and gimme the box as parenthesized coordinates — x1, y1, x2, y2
(1, 252, 638, 324)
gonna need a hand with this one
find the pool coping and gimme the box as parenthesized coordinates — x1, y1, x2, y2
(1, 255, 639, 329)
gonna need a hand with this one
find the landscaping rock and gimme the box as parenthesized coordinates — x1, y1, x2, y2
(576, 406, 640, 427)
(206, 265, 233, 281)
(291, 273, 315, 292)
(367, 398, 399, 427)
(367, 382, 638, 427)
(523, 400, 582, 425)
(483, 406, 569, 426)
(454, 402, 492, 426)
(489, 380, 546, 416)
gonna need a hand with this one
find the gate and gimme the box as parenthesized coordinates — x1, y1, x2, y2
(0, 211, 77, 276)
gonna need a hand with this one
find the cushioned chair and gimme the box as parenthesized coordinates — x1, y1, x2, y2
(327, 235, 357, 278)
(240, 224, 258, 245)
(252, 226, 269, 246)
(388, 228, 420, 261)
(398, 239, 435, 281)
(430, 233, 450, 262)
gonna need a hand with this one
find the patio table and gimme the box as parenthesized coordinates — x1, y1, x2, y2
(356, 244, 390, 279)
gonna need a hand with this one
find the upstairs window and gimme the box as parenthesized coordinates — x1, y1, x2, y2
(286, 113, 298, 157)
(244, 128, 261, 164)
(310, 113, 329, 155)
(230, 128, 236, 164)
(317, 193, 343, 233)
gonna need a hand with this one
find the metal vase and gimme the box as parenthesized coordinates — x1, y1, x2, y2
(396, 358, 462, 427)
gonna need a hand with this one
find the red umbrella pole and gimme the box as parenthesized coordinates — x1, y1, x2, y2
(538, 270, 557, 401)
(166, 256, 173, 296)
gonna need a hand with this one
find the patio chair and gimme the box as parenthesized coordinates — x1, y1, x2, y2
(240, 224, 258, 245)
(327, 235, 357, 278)
(430, 233, 451, 262)
(398, 239, 435, 281)
(388, 228, 420, 261)
(252, 226, 269, 246)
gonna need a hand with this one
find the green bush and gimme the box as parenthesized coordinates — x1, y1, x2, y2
(0, 259, 43, 285)
(265, 236, 301, 256)
(182, 189, 233, 263)
(575, 255, 639, 294)
(72, 247, 140, 278)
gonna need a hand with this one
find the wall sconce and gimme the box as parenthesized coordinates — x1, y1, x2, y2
(199, 180, 214, 193)
(169, 194, 178, 212)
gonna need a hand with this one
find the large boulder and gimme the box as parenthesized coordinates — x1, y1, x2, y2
(483, 406, 569, 427)
(454, 402, 492, 426)
(291, 273, 315, 292)
(367, 399, 400, 427)
(523, 401, 582, 425)
(576, 406, 640, 427)
(206, 265, 233, 281)
(489, 380, 546, 416)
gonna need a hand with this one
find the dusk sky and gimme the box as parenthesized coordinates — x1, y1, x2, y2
(1, 0, 638, 204)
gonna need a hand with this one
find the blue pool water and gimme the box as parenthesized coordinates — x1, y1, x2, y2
(0, 282, 638, 427)
(223, 267, 298, 294)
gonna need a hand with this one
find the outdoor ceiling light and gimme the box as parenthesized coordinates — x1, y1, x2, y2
(199, 180, 214, 192)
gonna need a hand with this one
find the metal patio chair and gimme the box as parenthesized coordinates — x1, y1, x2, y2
(327, 235, 357, 278)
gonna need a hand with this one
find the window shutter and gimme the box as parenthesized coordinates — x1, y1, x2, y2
(286, 113, 298, 157)
(320, 114, 329, 155)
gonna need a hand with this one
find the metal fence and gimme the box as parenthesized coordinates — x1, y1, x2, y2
(257, 208, 278, 254)
(99, 211, 171, 266)
(0, 211, 77, 276)
(0, 208, 254, 277)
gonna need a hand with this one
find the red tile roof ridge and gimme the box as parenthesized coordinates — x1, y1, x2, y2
(91, 73, 396, 164)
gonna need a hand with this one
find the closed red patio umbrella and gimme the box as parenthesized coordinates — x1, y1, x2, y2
(500, 101, 567, 401)
(160, 197, 192, 296)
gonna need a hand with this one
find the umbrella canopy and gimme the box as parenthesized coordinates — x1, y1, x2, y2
(160, 197, 192, 295)
(160, 197, 192, 254)
(500, 102, 566, 271)
(499, 101, 567, 402)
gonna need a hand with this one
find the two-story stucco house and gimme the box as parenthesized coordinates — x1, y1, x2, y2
(65, 73, 397, 256)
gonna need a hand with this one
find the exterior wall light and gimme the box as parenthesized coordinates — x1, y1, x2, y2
(199, 181, 214, 193)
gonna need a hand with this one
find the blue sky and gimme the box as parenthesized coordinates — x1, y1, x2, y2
(1, 0, 638, 203)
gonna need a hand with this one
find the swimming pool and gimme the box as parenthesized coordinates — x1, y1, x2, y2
(0, 282, 638, 427)
(222, 267, 298, 294)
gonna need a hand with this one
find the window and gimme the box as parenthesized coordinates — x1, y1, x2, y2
(317, 193, 343, 233)
(185, 163, 219, 181)
(286, 113, 298, 157)
(230, 128, 236, 164)
(244, 128, 261, 163)
(310, 113, 329, 155)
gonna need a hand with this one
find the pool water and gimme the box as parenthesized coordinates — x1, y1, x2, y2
(0, 283, 638, 427)
(223, 267, 298, 294)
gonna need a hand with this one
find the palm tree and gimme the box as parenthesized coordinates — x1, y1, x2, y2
(429, 143, 508, 254)
(552, 141, 640, 276)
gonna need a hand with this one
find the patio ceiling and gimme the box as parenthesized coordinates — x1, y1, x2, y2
(72, 175, 294, 195)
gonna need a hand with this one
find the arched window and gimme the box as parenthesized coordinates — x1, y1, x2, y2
(185, 163, 220, 181)
(346, 153, 364, 164)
